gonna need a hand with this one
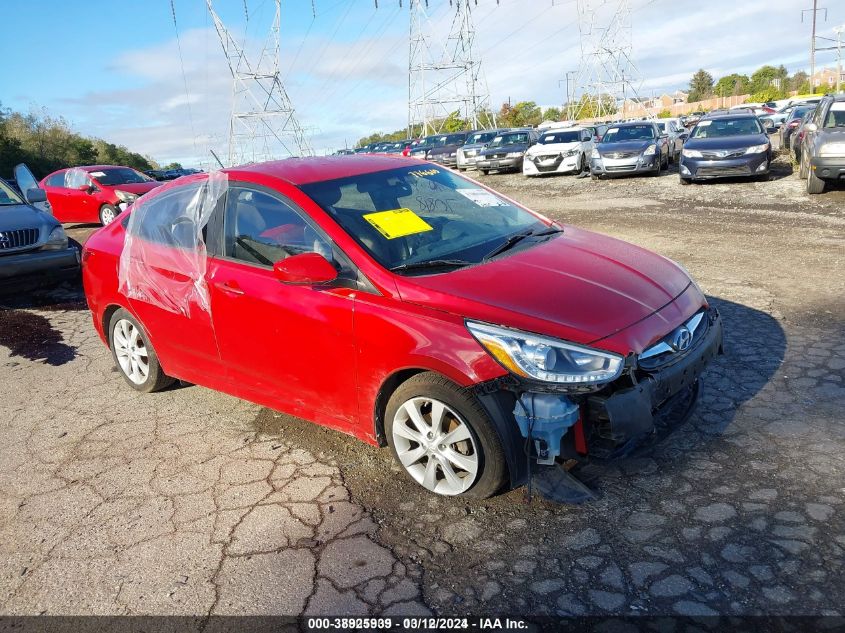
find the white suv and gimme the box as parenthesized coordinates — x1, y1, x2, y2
(523, 127, 594, 176)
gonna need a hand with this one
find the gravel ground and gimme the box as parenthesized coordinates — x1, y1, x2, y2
(0, 148, 843, 618)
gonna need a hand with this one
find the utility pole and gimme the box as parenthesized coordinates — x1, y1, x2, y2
(835, 25, 844, 92)
(803, 1, 828, 94)
(559, 70, 577, 120)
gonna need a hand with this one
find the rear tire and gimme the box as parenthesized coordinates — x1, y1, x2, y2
(109, 309, 175, 393)
(385, 372, 507, 499)
(807, 165, 826, 194)
(480, 170, 489, 175)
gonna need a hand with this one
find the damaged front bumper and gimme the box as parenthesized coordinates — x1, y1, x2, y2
(475, 307, 724, 488)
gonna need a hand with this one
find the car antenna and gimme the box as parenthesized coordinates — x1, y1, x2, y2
(209, 149, 225, 169)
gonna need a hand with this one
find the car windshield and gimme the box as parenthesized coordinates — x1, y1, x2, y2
(538, 131, 580, 144)
(91, 167, 152, 186)
(467, 132, 495, 144)
(601, 125, 655, 142)
(791, 106, 815, 120)
(300, 165, 550, 273)
(0, 180, 24, 206)
(488, 132, 530, 147)
(691, 117, 762, 138)
(823, 102, 845, 128)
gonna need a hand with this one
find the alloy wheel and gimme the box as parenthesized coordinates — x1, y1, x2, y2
(391, 396, 479, 495)
(112, 318, 149, 385)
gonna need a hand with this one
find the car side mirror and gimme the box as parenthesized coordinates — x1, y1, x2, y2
(25, 188, 47, 204)
(76, 184, 93, 193)
(273, 252, 338, 285)
(804, 122, 818, 133)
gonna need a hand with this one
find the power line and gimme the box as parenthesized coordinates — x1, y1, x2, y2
(169, 0, 199, 158)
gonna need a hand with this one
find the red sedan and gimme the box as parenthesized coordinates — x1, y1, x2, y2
(40, 165, 161, 225)
(82, 156, 722, 498)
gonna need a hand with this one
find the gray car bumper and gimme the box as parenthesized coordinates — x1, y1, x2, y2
(591, 154, 657, 176)
(0, 247, 80, 283)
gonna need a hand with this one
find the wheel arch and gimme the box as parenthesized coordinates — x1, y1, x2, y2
(372, 367, 430, 446)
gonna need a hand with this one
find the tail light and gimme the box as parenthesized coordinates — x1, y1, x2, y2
(788, 120, 800, 128)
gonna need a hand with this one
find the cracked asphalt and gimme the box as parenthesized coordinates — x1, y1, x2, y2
(0, 151, 843, 618)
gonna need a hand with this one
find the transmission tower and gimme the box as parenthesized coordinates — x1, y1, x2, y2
(206, 0, 313, 166)
(571, 0, 642, 121)
(407, 0, 496, 137)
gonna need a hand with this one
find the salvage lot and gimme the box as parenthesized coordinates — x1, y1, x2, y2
(0, 152, 843, 617)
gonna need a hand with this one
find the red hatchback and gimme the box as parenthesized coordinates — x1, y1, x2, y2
(41, 165, 161, 225)
(82, 156, 722, 498)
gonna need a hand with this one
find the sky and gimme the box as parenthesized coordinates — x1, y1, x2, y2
(1, 0, 842, 167)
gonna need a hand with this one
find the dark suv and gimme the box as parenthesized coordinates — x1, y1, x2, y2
(679, 112, 772, 184)
(0, 175, 80, 291)
(798, 93, 845, 194)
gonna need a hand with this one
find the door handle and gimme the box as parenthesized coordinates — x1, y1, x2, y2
(213, 280, 245, 296)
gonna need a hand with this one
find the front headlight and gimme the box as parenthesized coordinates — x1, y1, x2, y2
(682, 148, 703, 158)
(41, 225, 68, 251)
(467, 321, 624, 385)
(506, 151, 524, 158)
(744, 143, 770, 155)
(450, 152, 456, 157)
(643, 144, 657, 156)
(114, 189, 138, 203)
(590, 148, 600, 159)
(563, 149, 579, 157)
(819, 142, 845, 157)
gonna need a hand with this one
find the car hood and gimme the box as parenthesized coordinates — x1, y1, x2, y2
(105, 181, 162, 195)
(0, 203, 56, 231)
(818, 128, 845, 142)
(597, 140, 654, 154)
(526, 141, 581, 156)
(480, 143, 529, 155)
(395, 226, 704, 356)
(429, 144, 463, 156)
(684, 134, 767, 151)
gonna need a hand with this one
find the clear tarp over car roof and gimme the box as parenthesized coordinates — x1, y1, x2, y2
(118, 171, 227, 316)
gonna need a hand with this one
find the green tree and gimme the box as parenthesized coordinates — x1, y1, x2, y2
(498, 101, 542, 127)
(657, 109, 673, 119)
(688, 69, 714, 103)
(714, 73, 750, 97)
(789, 71, 810, 93)
(749, 65, 787, 97)
(162, 162, 183, 170)
(542, 107, 562, 122)
(442, 111, 468, 132)
(570, 94, 617, 119)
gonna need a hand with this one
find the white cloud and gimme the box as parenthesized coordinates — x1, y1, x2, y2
(47, 0, 842, 164)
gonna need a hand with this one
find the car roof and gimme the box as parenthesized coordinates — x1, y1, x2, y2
(77, 165, 135, 171)
(701, 111, 757, 120)
(225, 155, 429, 186)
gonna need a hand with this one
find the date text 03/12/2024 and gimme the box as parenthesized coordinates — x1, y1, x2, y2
(305, 617, 529, 630)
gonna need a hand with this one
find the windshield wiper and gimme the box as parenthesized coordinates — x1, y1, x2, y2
(483, 227, 562, 261)
(390, 259, 472, 274)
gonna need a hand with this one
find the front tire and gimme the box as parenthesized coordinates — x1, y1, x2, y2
(385, 372, 507, 499)
(109, 309, 175, 393)
(807, 164, 826, 194)
(99, 204, 118, 226)
(680, 176, 692, 185)
(480, 170, 489, 175)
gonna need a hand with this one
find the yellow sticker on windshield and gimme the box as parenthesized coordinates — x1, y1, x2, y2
(363, 208, 433, 240)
